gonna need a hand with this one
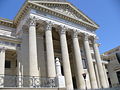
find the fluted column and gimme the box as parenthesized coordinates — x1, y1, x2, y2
(29, 18, 39, 77)
(93, 37, 108, 88)
(0, 47, 5, 87)
(83, 34, 98, 89)
(45, 22, 56, 78)
(72, 30, 85, 89)
(94, 62, 101, 88)
(59, 27, 73, 89)
(102, 64, 109, 87)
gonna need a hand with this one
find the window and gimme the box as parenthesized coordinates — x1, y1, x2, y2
(11, 43, 15, 46)
(5, 61, 11, 68)
(117, 71, 120, 84)
(4, 41, 9, 45)
(82, 59, 87, 69)
(17, 44, 21, 47)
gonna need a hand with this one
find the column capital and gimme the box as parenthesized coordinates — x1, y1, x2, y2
(59, 26, 67, 35)
(72, 30, 79, 38)
(84, 33, 89, 41)
(45, 21, 53, 31)
(93, 36, 99, 43)
(28, 16, 37, 26)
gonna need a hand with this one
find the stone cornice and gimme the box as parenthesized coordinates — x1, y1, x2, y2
(0, 17, 15, 28)
(0, 1, 99, 30)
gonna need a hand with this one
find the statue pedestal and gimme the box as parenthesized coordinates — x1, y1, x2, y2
(56, 76, 65, 88)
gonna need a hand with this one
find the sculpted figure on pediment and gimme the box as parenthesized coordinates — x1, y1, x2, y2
(51, 6, 81, 20)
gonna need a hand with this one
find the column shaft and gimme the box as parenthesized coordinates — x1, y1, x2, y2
(72, 31, 85, 89)
(93, 40, 108, 88)
(103, 64, 109, 87)
(29, 19, 39, 76)
(94, 62, 101, 88)
(45, 23, 56, 78)
(84, 34, 98, 89)
(0, 48, 5, 87)
(60, 29, 73, 89)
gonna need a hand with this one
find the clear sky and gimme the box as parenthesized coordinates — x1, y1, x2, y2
(0, 0, 120, 53)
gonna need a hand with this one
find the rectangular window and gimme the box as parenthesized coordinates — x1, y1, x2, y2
(116, 71, 120, 84)
(5, 61, 11, 68)
(4, 41, 9, 45)
(82, 59, 87, 69)
(11, 43, 15, 46)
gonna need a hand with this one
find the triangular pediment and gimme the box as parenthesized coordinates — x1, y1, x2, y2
(14, 1, 99, 30)
(29, 1, 99, 28)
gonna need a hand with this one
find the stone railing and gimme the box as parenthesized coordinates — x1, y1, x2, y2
(0, 75, 57, 88)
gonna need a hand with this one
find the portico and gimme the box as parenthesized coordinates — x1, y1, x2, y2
(0, 0, 110, 90)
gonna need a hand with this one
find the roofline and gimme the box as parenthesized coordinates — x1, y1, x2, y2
(0, 0, 99, 30)
(102, 46, 120, 55)
(67, 2, 99, 28)
(30, 1, 99, 28)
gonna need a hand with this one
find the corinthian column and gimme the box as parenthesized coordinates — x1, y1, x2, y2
(83, 34, 98, 89)
(59, 27, 73, 90)
(29, 18, 39, 77)
(93, 37, 108, 88)
(0, 47, 5, 87)
(45, 22, 56, 78)
(72, 30, 85, 89)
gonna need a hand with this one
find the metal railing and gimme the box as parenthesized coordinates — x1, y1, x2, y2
(0, 75, 57, 88)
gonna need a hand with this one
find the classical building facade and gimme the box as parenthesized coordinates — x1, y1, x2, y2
(102, 46, 120, 87)
(0, 0, 109, 90)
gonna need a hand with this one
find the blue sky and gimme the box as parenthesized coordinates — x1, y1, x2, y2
(0, 0, 120, 53)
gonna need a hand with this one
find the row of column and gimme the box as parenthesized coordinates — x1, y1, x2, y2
(28, 19, 108, 89)
(0, 18, 109, 89)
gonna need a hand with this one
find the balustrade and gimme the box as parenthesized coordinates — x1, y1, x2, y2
(0, 75, 57, 88)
